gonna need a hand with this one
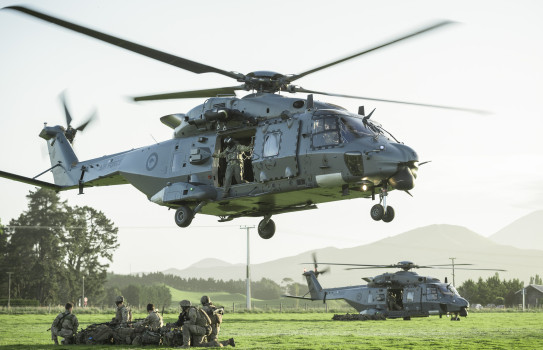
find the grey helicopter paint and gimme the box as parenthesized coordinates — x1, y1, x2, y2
(287, 258, 505, 320)
(0, 6, 485, 239)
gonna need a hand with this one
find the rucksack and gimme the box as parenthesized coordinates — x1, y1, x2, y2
(196, 307, 212, 327)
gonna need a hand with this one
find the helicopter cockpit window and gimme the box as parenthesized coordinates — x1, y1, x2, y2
(263, 132, 281, 158)
(426, 286, 438, 300)
(339, 116, 378, 143)
(439, 284, 459, 296)
(312, 116, 340, 148)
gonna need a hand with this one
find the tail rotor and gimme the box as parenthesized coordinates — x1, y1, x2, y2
(60, 92, 97, 144)
(311, 252, 330, 278)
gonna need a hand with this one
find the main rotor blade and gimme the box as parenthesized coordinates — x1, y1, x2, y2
(289, 21, 453, 82)
(424, 266, 507, 271)
(294, 87, 490, 114)
(305, 263, 394, 268)
(419, 263, 473, 267)
(5, 6, 242, 80)
(133, 85, 246, 101)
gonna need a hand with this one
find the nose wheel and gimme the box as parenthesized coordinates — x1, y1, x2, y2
(370, 187, 395, 222)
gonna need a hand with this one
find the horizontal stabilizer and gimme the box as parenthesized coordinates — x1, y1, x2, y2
(0, 170, 66, 191)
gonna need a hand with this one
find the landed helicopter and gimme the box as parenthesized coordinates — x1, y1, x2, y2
(0, 6, 484, 239)
(285, 255, 505, 320)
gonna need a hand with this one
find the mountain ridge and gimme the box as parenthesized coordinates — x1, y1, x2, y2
(162, 222, 543, 287)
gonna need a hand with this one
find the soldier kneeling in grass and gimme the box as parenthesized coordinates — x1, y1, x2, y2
(51, 302, 79, 345)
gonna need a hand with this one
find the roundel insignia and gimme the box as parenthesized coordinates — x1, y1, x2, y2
(146, 152, 158, 171)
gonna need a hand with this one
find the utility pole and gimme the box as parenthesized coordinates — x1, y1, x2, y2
(7, 272, 13, 309)
(449, 257, 456, 286)
(82, 275, 85, 307)
(240, 225, 255, 310)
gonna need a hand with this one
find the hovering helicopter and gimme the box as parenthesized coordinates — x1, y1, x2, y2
(0, 6, 484, 239)
(285, 255, 505, 320)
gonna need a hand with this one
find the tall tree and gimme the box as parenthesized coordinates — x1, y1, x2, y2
(4, 188, 119, 305)
(6, 188, 67, 304)
(62, 206, 119, 305)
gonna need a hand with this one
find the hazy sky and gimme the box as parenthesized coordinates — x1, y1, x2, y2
(1, 0, 542, 275)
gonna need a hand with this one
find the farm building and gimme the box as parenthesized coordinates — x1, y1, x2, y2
(514, 285, 543, 308)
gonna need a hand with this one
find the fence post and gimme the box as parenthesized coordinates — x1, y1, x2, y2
(280, 302, 282, 313)
(232, 303, 235, 313)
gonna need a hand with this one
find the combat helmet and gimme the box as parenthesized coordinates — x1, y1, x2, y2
(115, 295, 124, 303)
(180, 300, 191, 308)
(200, 295, 210, 304)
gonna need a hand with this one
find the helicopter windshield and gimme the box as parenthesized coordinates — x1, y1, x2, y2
(439, 284, 460, 296)
(338, 116, 380, 143)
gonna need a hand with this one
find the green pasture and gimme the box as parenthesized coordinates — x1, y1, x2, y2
(0, 311, 542, 349)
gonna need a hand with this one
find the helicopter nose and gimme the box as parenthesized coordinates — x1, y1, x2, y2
(387, 144, 418, 191)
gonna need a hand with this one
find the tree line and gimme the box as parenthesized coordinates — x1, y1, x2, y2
(107, 272, 285, 300)
(0, 188, 119, 306)
(457, 273, 525, 306)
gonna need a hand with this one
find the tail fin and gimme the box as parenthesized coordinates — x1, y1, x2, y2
(303, 271, 326, 300)
(39, 125, 79, 187)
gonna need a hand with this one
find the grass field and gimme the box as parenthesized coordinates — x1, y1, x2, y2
(165, 286, 350, 311)
(0, 311, 541, 349)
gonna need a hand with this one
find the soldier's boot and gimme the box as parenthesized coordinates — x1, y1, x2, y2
(220, 338, 235, 347)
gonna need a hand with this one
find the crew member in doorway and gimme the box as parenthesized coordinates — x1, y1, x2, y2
(213, 137, 252, 198)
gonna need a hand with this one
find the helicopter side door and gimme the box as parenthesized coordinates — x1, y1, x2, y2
(403, 286, 423, 314)
(252, 119, 300, 182)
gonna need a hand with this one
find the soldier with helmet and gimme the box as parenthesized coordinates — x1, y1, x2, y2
(111, 296, 134, 345)
(200, 295, 223, 343)
(178, 299, 235, 348)
(213, 137, 253, 198)
(51, 302, 79, 345)
(111, 295, 131, 326)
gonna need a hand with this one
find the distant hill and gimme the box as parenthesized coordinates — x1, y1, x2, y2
(489, 210, 543, 250)
(163, 224, 543, 287)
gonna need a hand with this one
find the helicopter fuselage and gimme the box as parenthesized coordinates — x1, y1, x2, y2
(298, 270, 469, 320)
(36, 93, 418, 237)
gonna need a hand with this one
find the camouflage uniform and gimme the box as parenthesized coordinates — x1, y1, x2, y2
(201, 297, 233, 347)
(178, 299, 220, 348)
(132, 310, 164, 345)
(111, 298, 133, 345)
(136, 310, 163, 330)
(51, 309, 79, 344)
(112, 303, 130, 326)
(201, 298, 221, 342)
(214, 141, 252, 196)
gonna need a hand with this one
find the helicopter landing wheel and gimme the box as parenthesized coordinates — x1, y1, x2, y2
(370, 204, 384, 221)
(258, 218, 276, 239)
(382, 206, 395, 223)
(174, 205, 193, 228)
